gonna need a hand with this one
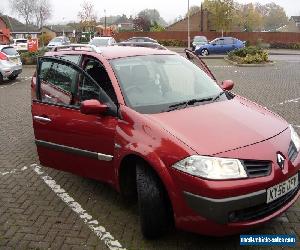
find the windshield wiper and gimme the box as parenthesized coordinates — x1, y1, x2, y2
(213, 91, 226, 102)
(164, 97, 214, 112)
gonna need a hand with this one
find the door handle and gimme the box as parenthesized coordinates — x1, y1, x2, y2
(33, 116, 52, 123)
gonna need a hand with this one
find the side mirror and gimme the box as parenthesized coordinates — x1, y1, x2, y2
(220, 80, 234, 91)
(80, 99, 108, 115)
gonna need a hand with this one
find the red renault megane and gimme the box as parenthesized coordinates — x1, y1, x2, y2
(31, 45, 300, 238)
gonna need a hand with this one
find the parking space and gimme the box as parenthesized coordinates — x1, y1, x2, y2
(0, 55, 299, 249)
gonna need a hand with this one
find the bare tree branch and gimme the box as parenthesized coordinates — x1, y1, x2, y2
(10, 0, 36, 31)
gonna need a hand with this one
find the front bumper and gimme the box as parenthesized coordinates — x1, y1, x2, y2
(184, 176, 299, 224)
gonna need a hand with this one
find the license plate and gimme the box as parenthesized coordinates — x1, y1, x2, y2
(267, 174, 298, 203)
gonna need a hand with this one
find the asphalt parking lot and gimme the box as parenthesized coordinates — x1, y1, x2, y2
(0, 55, 299, 249)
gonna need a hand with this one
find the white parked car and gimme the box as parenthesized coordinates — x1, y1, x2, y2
(12, 38, 28, 51)
(0, 45, 22, 83)
(89, 37, 116, 47)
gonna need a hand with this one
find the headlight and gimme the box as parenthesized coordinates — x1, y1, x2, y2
(172, 155, 247, 180)
(290, 125, 300, 152)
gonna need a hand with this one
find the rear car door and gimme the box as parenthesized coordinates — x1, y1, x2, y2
(32, 56, 118, 183)
(223, 37, 235, 53)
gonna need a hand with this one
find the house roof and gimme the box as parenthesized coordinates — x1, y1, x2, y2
(291, 16, 300, 23)
(44, 25, 74, 33)
(0, 15, 39, 33)
(167, 10, 202, 29)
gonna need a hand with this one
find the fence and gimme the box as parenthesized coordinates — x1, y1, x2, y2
(114, 31, 300, 45)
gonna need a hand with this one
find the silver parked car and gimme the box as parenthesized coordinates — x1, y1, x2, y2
(47, 36, 71, 49)
(0, 45, 22, 83)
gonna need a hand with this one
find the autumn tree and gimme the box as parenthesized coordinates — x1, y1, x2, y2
(78, 0, 97, 32)
(137, 9, 167, 27)
(237, 3, 263, 31)
(185, 5, 201, 17)
(203, 0, 235, 32)
(133, 16, 151, 32)
(34, 0, 52, 28)
(258, 2, 288, 31)
(10, 0, 35, 30)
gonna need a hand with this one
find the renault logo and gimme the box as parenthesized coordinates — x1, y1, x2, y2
(277, 153, 285, 169)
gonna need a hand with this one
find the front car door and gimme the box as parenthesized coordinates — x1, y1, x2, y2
(32, 57, 118, 183)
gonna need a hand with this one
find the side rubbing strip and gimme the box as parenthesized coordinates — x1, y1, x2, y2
(35, 140, 113, 162)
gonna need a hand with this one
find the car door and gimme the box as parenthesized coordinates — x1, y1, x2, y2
(223, 38, 235, 53)
(32, 56, 118, 183)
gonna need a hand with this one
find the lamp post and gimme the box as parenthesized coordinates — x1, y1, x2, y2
(187, 0, 190, 49)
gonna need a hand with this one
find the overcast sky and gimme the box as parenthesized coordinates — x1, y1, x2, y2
(2, 0, 300, 24)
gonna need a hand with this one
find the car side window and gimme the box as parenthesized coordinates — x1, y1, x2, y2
(216, 39, 224, 45)
(39, 61, 78, 105)
(223, 38, 234, 45)
(74, 57, 118, 105)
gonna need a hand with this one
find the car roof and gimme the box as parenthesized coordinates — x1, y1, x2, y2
(99, 46, 174, 59)
(47, 46, 176, 60)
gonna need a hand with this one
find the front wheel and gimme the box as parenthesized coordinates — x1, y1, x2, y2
(200, 49, 209, 56)
(136, 162, 171, 239)
(8, 74, 18, 81)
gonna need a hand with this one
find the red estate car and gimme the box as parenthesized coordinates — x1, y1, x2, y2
(31, 45, 300, 238)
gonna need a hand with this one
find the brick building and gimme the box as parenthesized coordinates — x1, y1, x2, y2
(166, 9, 212, 32)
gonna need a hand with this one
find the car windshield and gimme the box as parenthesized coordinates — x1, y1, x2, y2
(51, 38, 63, 43)
(90, 39, 109, 46)
(111, 54, 222, 114)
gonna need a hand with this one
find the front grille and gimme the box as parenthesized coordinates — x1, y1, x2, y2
(288, 142, 298, 162)
(229, 184, 299, 223)
(243, 160, 272, 178)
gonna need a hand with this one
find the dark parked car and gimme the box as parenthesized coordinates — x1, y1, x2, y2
(117, 41, 166, 50)
(192, 36, 208, 51)
(31, 45, 300, 239)
(195, 37, 245, 56)
(124, 36, 158, 43)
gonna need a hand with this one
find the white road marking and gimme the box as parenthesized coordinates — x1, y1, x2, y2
(0, 82, 18, 89)
(31, 164, 126, 250)
(270, 97, 300, 107)
(0, 166, 28, 176)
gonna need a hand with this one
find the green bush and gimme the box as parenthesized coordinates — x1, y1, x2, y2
(20, 49, 47, 65)
(158, 39, 186, 47)
(228, 46, 269, 64)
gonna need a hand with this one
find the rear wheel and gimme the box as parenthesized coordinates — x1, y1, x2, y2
(8, 74, 18, 81)
(200, 49, 209, 56)
(136, 162, 171, 239)
(0, 73, 3, 83)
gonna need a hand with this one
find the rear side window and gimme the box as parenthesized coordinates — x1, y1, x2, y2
(2, 47, 18, 56)
(223, 38, 234, 45)
(39, 61, 78, 105)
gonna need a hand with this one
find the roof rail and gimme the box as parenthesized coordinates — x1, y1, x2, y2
(52, 44, 101, 53)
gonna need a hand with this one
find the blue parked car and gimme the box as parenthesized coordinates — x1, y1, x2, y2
(195, 37, 245, 56)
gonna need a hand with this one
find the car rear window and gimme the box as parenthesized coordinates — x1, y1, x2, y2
(1, 47, 18, 56)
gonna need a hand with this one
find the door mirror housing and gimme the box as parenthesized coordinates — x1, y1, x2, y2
(220, 80, 234, 91)
(80, 100, 108, 115)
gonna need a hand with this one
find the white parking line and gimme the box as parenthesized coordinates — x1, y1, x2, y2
(0, 82, 18, 89)
(0, 166, 28, 176)
(31, 164, 126, 250)
(271, 97, 300, 107)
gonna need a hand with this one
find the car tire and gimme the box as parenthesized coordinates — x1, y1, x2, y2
(0, 73, 3, 83)
(200, 49, 209, 56)
(8, 74, 18, 81)
(136, 161, 170, 239)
